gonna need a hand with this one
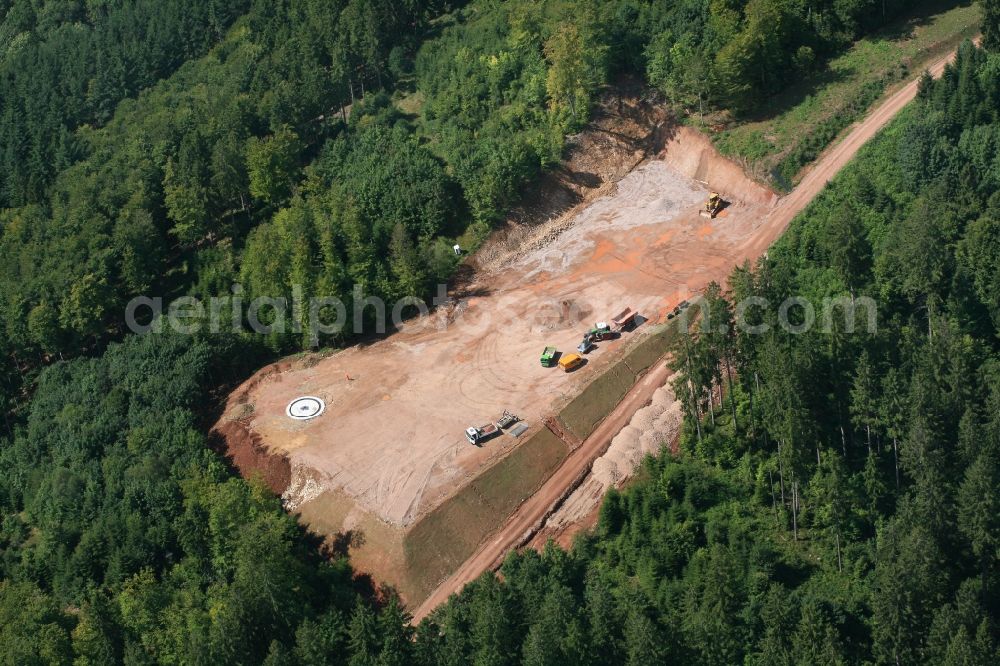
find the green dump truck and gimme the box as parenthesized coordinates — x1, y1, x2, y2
(540, 346, 558, 367)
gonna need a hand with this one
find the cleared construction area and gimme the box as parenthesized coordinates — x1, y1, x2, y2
(214, 121, 778, 603)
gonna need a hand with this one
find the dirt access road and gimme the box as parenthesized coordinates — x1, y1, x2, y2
(410, 42, 969, 623)
(742, 38, 971, 257)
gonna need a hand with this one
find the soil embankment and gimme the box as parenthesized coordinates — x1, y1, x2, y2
(215, 420, 292, 494)
(660, 126, 778, 207)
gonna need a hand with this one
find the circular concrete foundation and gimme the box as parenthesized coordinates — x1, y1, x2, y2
(286, 396, 325, 420)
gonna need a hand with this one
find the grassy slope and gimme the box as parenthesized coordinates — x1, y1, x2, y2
(404, 428, 568, 601)
(713, 0, 979, 190)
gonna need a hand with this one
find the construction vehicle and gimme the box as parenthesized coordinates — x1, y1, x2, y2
(577, 334, 595, 354)
(496, 410, 519, 429)
(540, 346, 558, 367)
(589, 322, 617, 341)
(701, 192, 723, 219)
(466, 423, 500, 445)
(559, 353, 584, 372)
(612, 307, 638, 331)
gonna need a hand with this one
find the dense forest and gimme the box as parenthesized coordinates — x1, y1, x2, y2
(0, 0, 995, 663)
(0, 0, 924, 374)
(0, 0, 252, 208)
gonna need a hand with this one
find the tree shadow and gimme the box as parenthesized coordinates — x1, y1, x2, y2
(322, 529, 366, 558)
(737, 66, 855, 125)
(877, 0, 973, 42)
(563, 169, 603, 189)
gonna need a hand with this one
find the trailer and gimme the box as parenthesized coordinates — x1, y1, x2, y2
(466, 423, 500, 445)
(611, 307, 638, 331)
(496, 410, 519, 429)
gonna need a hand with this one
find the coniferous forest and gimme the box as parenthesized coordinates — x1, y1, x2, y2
(2, 0, 1000, 663)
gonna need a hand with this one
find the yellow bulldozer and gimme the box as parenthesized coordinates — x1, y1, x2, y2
(700, 192, 723, 219)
